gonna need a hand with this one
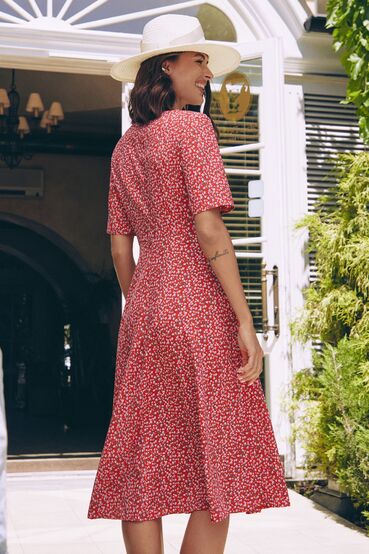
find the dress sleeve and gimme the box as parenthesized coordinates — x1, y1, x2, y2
(106, 157, 135, 236)
(179, 113, 235, 217)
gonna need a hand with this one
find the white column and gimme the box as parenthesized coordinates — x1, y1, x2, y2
(257, 37, 292, 471)
(120, 82, 140, 313)
(283, 83, 314, 478)
(0, 347, 8, 554)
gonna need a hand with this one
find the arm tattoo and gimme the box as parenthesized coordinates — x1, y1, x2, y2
(208, 248, 230, 262)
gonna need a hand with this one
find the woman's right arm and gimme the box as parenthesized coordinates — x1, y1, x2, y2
(195, 207, 264, 385)
(178, 112, 264, 384)
(195, 207, 252, 324)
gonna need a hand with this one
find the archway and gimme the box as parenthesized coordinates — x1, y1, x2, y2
(0, 215, 119, 458)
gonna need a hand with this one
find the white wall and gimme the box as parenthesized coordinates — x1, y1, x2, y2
(1, 153, 113, 277)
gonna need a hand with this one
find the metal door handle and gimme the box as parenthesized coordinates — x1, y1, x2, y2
(261, 262, 280, 340)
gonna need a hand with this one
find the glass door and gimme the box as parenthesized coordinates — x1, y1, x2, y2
(210, 37, 291, 474)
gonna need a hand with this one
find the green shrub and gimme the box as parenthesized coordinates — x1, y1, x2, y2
(326, 0, 369, 143)
(289, 151, 369, 531)
(292, 152, 369, 347)
(290, 338, 369, 524)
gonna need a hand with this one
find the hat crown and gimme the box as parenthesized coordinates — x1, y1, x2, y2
(140, 14, 205, 53)
(110, 13, 241, 82)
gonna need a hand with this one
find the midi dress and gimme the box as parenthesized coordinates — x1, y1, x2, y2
(87, 109, 290, 523)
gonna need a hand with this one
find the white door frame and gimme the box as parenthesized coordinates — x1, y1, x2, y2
(224, 37, 293, 475)
(0, 26, 295, 476)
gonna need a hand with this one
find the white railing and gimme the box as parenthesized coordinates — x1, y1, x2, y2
(220, 142, 264, 176)
(232, 237, 266, 259)
(220, 142, 265, 258)
(219, 142, 264, 154)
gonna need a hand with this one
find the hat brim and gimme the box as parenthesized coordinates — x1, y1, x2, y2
(110, 42, 241, 82)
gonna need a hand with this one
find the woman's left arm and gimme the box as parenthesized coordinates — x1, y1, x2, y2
(110, 234, 136, 300)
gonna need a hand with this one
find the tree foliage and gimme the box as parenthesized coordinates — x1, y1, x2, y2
(291, 152, 369, 347)
(289, 152, 369, 531)
(326, 1, 369, 143)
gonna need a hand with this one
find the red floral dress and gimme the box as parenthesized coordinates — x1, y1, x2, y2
(87, 109, 290, 523)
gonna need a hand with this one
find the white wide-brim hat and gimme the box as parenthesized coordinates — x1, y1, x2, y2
(110, 14, 241, 83)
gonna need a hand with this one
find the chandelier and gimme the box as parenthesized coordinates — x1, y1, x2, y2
(0, 69, 64, 169)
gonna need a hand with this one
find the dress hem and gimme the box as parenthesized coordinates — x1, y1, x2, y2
(87, 497, 291, 524)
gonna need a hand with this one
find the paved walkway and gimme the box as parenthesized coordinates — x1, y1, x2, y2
(5, 470, 369, 553)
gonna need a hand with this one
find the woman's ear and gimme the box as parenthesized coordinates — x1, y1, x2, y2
(161, 61, 170, 73)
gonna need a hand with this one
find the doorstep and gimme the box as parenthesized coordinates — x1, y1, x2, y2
(6, 456, 100, 473)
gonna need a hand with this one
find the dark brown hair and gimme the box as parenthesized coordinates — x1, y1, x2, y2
(128, 52, 220, 140)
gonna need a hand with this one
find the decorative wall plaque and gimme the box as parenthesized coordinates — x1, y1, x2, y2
(217, 72, 252, 121)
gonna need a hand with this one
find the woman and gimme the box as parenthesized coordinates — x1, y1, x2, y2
(88, 13, 290, 554)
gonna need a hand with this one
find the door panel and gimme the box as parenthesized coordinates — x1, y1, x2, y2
(209, 39, 291, 472)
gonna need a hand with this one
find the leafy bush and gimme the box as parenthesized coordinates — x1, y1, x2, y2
(291, 338, 369, 526)
(326, 0, 369, 143)
(291, 152, 369, 347)
(289, 151, 369, 531)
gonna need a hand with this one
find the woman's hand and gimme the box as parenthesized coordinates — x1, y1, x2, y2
(236, 321, 264, 386)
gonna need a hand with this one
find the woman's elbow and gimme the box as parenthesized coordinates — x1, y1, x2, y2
(110, 234, 134, 258)
(194, 209, 226, 242)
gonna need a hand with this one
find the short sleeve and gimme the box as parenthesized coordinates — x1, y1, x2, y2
(106, 157, 134, 236)
(179, 113, 235, 217)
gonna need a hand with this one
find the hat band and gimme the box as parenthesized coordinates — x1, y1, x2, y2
(140, 25, 205, 53)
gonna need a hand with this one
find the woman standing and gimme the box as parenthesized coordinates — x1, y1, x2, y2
(88, 13, 290, 554)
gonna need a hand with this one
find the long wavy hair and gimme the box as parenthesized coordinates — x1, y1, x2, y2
(128, 52, 220, 140)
